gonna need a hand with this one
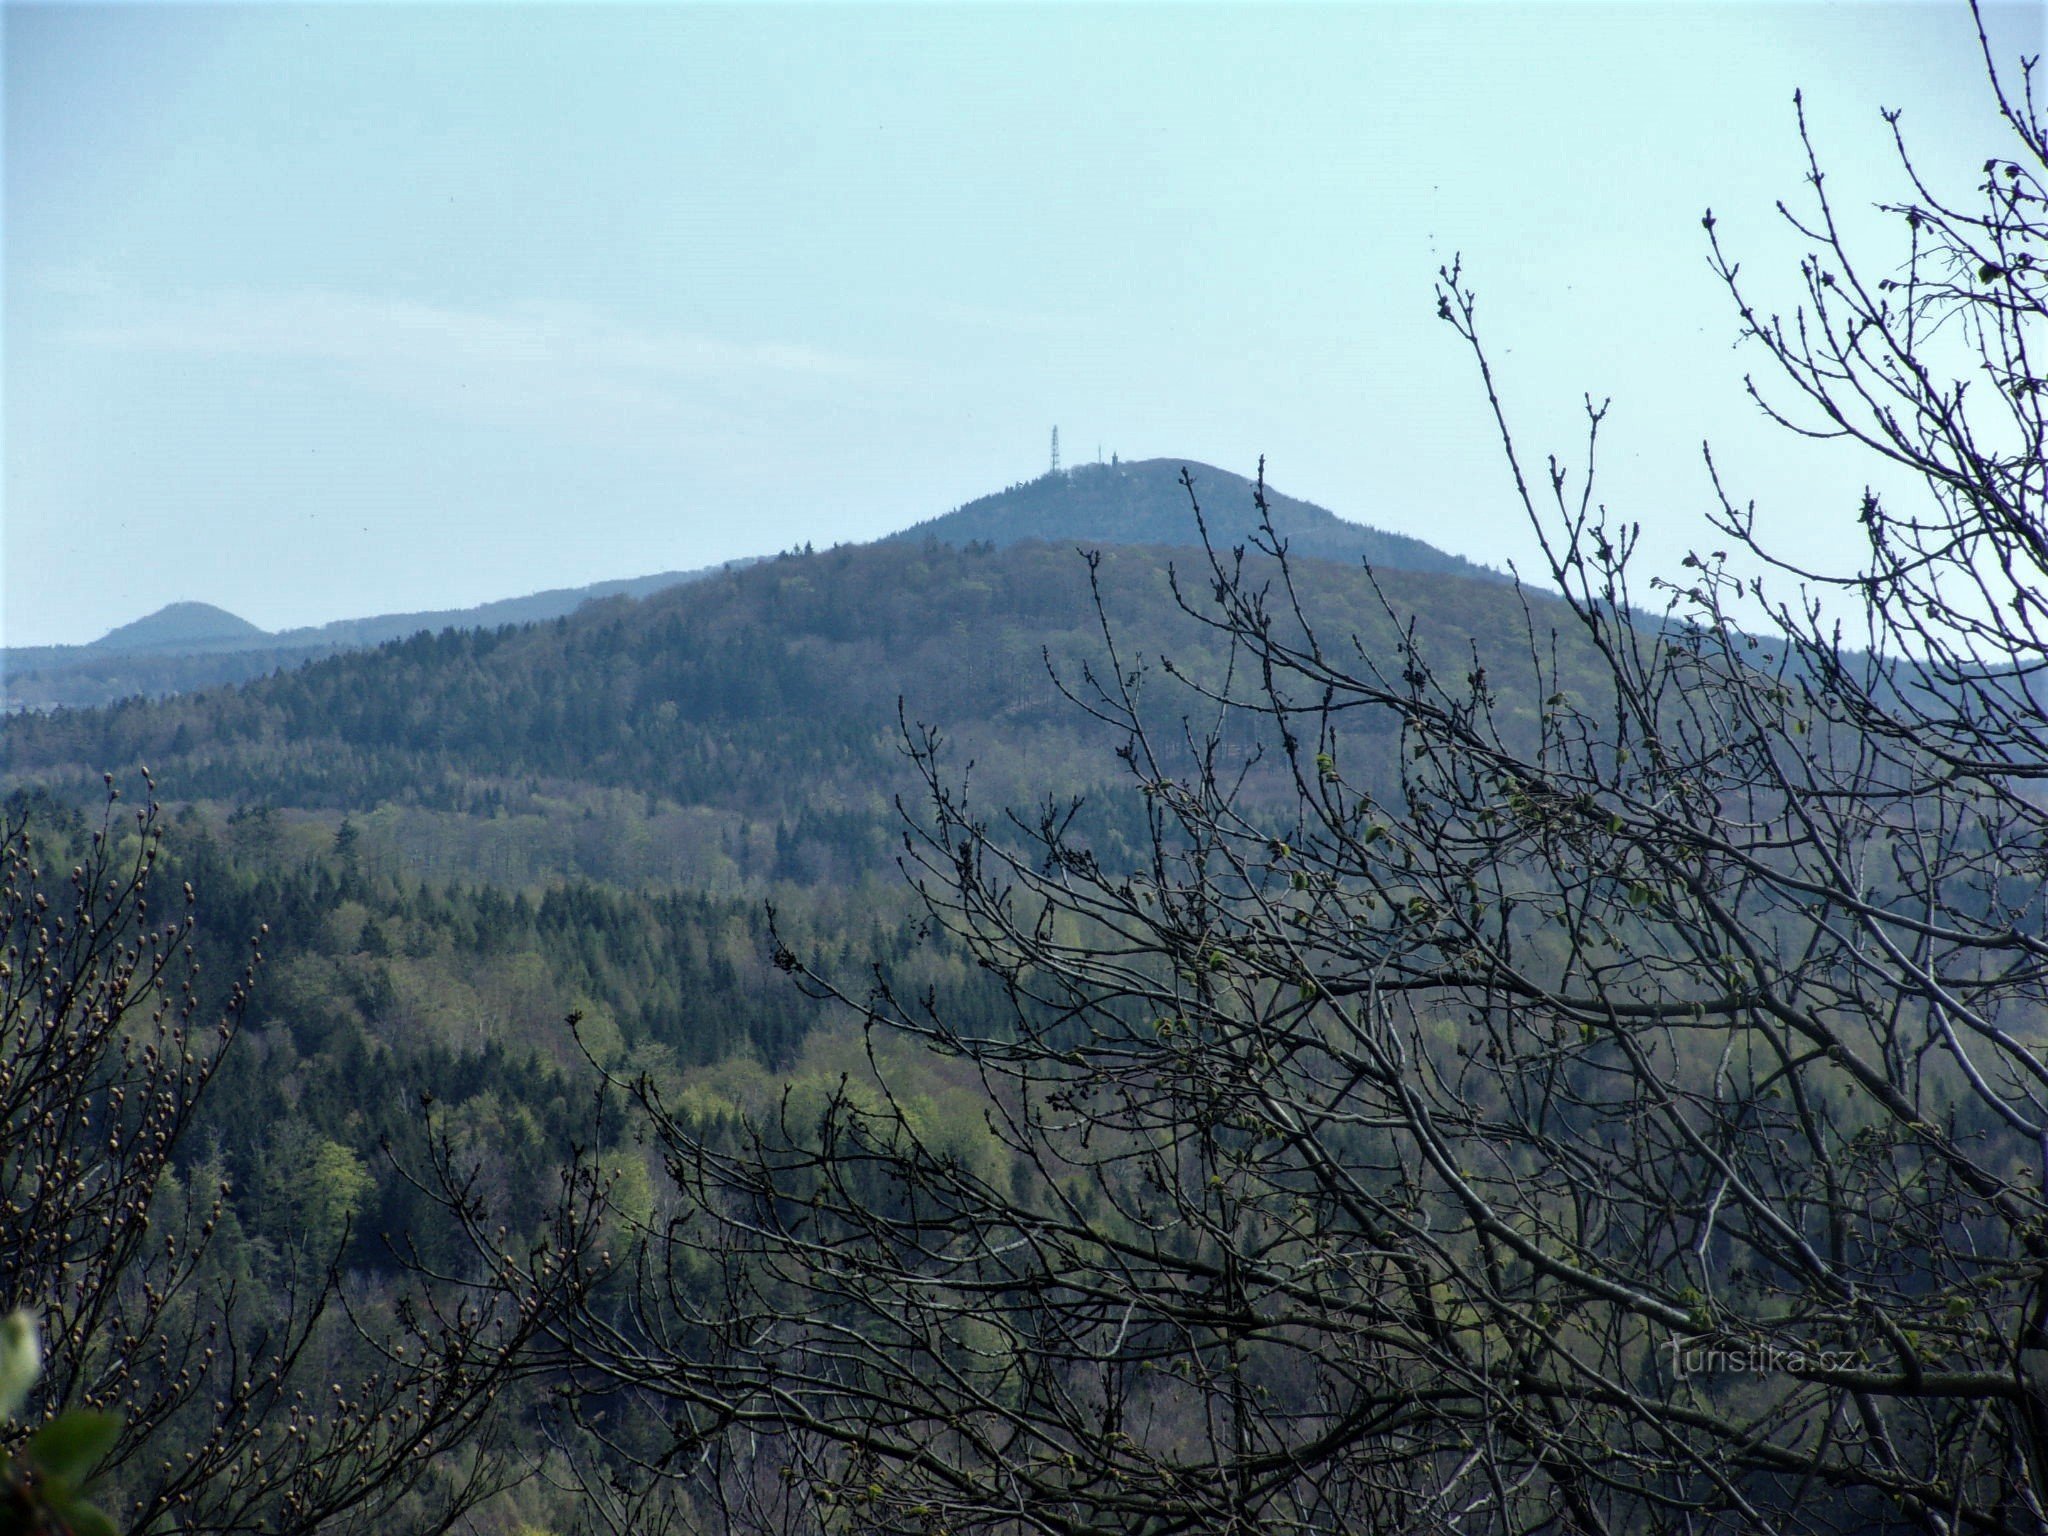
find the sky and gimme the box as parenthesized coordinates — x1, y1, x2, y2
(5, 1, 2038, 647)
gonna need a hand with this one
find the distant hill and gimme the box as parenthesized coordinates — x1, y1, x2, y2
(92, 601, 271, 653)
(2, 562, 748, 712)
(894, 459, 1501, 583)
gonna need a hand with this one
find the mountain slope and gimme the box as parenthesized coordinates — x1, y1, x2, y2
(6, 458, 1489, 713)
(2, 538, 1564, 889)
(92, 601, 271, 652)
(895, 458, 1500, 582)
(3, 562, 747, 712)
(257, 564, 757, 651)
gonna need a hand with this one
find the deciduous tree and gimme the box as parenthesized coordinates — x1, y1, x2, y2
(0, 781, 574, 1534)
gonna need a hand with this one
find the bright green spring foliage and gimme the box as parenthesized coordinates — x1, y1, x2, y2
(0, 1312, 121, 1536)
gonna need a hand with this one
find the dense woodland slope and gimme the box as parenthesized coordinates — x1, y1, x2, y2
(1, 470, 1552, 1298)
(4, 534, 1558, 891)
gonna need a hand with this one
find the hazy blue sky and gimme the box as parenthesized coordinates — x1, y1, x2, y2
(6, 2, 2035, 646)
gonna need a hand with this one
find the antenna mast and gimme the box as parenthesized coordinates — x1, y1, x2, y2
(1049, 426, 1061, 477)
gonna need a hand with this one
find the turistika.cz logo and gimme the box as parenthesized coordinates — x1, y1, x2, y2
(1665, 1336, 1859, 1379)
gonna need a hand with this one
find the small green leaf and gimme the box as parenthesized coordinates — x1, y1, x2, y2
(29, 1410, 122, 1482)
(0, 1311, 39, 1419)
(49, 1494, 121, 1536)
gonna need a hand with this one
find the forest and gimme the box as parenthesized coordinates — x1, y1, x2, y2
(6, 14, 2047, 1536)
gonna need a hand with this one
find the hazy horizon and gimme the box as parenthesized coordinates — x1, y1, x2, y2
(9, 2, 2034, 646)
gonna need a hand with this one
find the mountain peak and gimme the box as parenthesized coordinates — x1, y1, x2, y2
(891, 458, 1500, 582)
(91, 601, 270, 653)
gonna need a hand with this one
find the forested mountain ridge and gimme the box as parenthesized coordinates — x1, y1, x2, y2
(897, 457, 1503, 581)
(2, 533, 1559, 890)
(1, 560, 751, 711)
(4, 460, 1489, 712)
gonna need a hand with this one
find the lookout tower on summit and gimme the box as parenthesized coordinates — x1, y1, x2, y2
(1049, 426, 1061, 477)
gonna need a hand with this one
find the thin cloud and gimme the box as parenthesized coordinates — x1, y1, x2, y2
(66, 287, 889, 438)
